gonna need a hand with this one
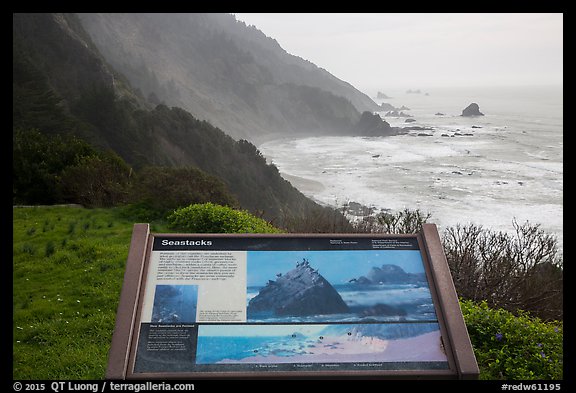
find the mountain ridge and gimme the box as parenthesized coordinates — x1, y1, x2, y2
(76, 13, 382, 143)
(13, 12, 351, 224)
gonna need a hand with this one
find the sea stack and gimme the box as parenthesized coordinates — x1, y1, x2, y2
(461, 103, 484, 117)
(247, 259, 349, 317)
(355, 111, 394, 136)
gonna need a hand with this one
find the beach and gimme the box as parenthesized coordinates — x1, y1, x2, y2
(218, 330, 446, 364)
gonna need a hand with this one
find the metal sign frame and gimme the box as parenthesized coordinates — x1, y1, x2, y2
(106, 223, 478, 379)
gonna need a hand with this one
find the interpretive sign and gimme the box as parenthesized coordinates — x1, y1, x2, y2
(106, 224, 478, 379)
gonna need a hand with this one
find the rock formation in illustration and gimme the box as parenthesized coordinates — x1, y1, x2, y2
(247, 258, 350, 316)
(349, 264, 426, 285)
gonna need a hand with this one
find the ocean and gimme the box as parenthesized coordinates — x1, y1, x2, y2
(259, 85, 563, 251)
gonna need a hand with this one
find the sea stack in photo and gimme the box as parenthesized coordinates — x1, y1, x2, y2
(461, 103, 484, 117)
(247, 259, 349, 317)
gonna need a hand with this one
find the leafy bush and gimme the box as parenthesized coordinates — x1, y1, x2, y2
(167, 203, 281, 234)
(461, 299, 563, 380)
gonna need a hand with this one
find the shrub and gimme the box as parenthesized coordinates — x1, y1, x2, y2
(281, 205, 354, 233)
(443, 220, 563, 321)
(461, 299, 563, 380)
(351, 207, 431, 234)
(167, 203, 281, 234)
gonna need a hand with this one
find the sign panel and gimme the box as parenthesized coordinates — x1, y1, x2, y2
(107, 225, 478, 379)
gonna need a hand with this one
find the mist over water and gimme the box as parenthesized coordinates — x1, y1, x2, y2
(260, 86, 563, 250)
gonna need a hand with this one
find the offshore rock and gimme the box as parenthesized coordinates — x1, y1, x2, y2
(352, 264, 427, 285)
(359, 303, 408, 317)
(385, 110, 413, 117)
(379, 102, 396, 111)
(461, 103, 484, 117)
(355, 111, 394, 136)
(247, 259, 349, 316)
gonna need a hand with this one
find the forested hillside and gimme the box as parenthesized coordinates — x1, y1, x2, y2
(12, 13, 343, 224)
(77, 13, 383, 142)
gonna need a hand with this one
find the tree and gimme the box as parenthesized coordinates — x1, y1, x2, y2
(13, 129, 96, 204)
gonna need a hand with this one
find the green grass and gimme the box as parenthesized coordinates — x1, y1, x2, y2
(13, 205, 563, 380)
(13, 206, 170, 379)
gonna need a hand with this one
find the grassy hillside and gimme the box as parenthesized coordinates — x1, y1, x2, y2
(12, 206, 167, 379)
(13, 206, 562, 380)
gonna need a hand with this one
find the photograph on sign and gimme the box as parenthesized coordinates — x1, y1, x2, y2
(195, 322, 446, 366)
(151, 285, 198, 323)
(131, 236, 450, 374)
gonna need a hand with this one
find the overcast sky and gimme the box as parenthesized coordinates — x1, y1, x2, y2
(233, 13, 563, 92)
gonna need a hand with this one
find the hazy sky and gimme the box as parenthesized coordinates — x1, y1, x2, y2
(233, 13, 563, 92)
